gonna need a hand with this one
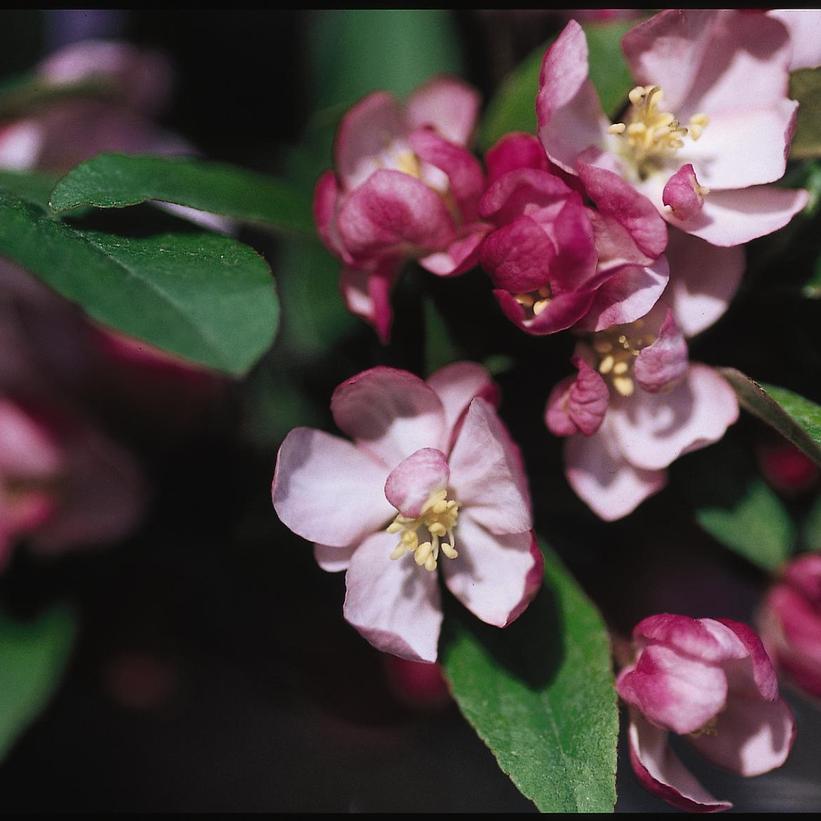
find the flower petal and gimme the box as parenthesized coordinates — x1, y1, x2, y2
(0, 400, 63, 477)
(344, 530, 442, 663)
(689, 694, 795, 777)
(314, 543, 355, 573)
(331, 367, 447, 466)
(545, 355, 609, 437)
(384, 447, 450, 518)
(480, 216, 556, 293)
(616, 643, 728, 735)
(418, 224, 489, 277)
(336, 169, 456, 260)
(448, 399, 531, 535)
(633, 614, 748, 663)
(664, 229, 744, 337)
(442, 515, 541, 627)
(627, 711, 733, 812)
(768, 9, 821, 71)
(313, 170, 347, 260)
(714, 618, 779, 701)
(494, 287, 597, 336)
(272, 427, 392, 547)
(610, 363, 739, 471)
(485, 132, 549, 185)
(334, 91, 406, 190)
(564, 424, 668, 521)
(634, 309, 689, 393)
(406, 76, 480, 146)
(537, 20, 609, 174)
(340, 261, 399, 345)
(426, 361, 500, 447)
(663, 164, 705, 221)
(578, 256, 670, 333)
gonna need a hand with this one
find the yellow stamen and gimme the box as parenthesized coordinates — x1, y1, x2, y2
(395, 150, 421, 178)
(613, 376, 635, 397)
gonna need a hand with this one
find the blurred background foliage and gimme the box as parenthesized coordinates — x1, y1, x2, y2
(0, 8, 820, 812)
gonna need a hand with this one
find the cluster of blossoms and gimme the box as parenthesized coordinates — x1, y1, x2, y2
(273, 7, 821, 812)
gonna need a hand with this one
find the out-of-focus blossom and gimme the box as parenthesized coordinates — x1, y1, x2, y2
(759, 553, 821, 700)
(757, 439, 819, 496)
(0, 397, 144, 570)
(272, 362, 542, 662)
(546, 229, 743, 520)
(617, 613, 795, 812)
(538, 11, 809, 248)
(478, 132, 669, 335)
(382, 654, 452, 711)
(314, 78, 487, 342)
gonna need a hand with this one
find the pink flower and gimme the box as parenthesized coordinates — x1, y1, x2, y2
(0, 397, 144, 570)
(314, 78, 488, 342)
(617, 614, 796, 813)
(538, 11, 809, 248)
(759, 553, 821, 701)
(546, 229, 743, 520)
(271, 362, 542, 662)
(478, 132, 670, 335)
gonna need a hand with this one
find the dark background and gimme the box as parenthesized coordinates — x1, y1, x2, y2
(0, 9, 820, 812)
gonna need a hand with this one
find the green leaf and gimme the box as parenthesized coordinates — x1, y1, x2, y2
(49, 153, 314, 236)
(441, 541, 617, 812)
(0, 189, 278, 376)
(802, 493, 821, 552)
(309, 10, 462, 111)
(479, 21, 634, 151)
(790, 68, 821, 159)
(0, 169, 59, 211)
(721, 368, 821, 467)
(696, 478, 794, 571)
(0, 606, 76, 760)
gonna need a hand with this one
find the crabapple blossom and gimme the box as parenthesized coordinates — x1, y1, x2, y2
(759, 553, 821, 701)
(272, 363, 542, 663)
(478, 132, 670, 335)
(545, 226, 744, 520)
(538, 11, 810, 248)
(617, 614, 795, 812)
(314, 78, 487, 342)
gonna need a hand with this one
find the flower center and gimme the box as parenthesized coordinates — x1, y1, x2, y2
(512, 285, 552, 318)
(689, 716, 719, 738)
(590, 320, 656, 397)
(386, 488, 460, 573)
(608, 85, 709, 180)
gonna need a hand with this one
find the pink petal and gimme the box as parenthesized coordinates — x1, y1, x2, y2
(331, 367, 447, 467)
(627, 711, 733, 812)
(336, 169, 456, 260)
(313, 170, 347, 260)
(768, 9, 821, 70)
(677, 103, 798, 191)
(442, 515, 541, 627)
(634, 309, 689, 393)
(662, 184, 808, 247)
(448, 399, 531, 536)
(536, 20, 609, 174)
(664, 229, 744, 337)
(406, 76, 480, 146)
(622, 10, 721, 112)
(272, 427, 393, 547)
(617, 643, 728, 735)
(480, 216, 556, 293)
(578, 256, 670, 333)
(314, 543, 355, 573)
(408, 127, 484, 221)
(344, 530, 442, 663)
(689, 694, 795, 777)
(714, 618, 779, 701)
(334, 91, 407, 190)
(545, 356, 609, 437)
(663, 164, 706, 221)
(340, 261, 399, 344)
(418, 223, 489, 277)
(564, 425, 668, 521)
(0, 400, 63, 477)
(494, 287, 597, 336)
(478, 166, 574, 225)
(609, 363, 739, 472)
(579, 163, 668, 262)
(384, 447, 450, 518)
(633, 614, 748, 664)
(485, 133, 549, 184)
(0, 120, 44, 170)
(426, 361, 500, 447)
